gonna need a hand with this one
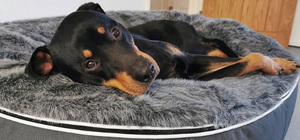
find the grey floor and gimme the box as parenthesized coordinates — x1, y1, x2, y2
(284, 46, 300, 140)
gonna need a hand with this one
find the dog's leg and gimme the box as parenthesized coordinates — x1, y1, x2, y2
(204, 47, 230, 58)
(187, 53, 299, 80)
(201, 37, 239, 58)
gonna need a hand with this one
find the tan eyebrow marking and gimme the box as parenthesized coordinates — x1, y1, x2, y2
(83, 50, 92, 58)
(97, 27, 105, 34)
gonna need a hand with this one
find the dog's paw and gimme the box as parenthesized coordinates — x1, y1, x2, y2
(272, 58, 300, 74)
(259, 56, 284, 75)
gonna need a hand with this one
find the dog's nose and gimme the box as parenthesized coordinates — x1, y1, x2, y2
(144, 64, 156, 82)
(135, 63, 156, 83)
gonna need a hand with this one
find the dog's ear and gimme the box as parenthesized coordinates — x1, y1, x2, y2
(77, 2, 106, 14)
(25, 46, 57, 80)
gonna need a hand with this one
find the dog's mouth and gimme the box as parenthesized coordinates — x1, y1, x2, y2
(103, 71, 157, 95)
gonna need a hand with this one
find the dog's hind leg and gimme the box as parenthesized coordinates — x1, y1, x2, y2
(201, 37, 239, 58)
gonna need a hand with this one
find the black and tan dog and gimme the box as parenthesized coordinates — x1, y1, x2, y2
(25, 3, 299, 95)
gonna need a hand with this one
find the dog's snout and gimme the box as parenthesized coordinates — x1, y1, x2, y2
(135, 63, 156, 83)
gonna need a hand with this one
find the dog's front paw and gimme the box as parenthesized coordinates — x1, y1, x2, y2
(272, 58, 300, 74)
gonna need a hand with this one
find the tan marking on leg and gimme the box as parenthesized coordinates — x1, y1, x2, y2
(165, 44, 184, 56)
(103, 72, 150, 95)
(97, 27, 105, 34)
(208, 62, 238, 72)
(83, 50, 92, 58)
(207, 49, 228, 58)
(237, 53, 282, 76)
(195, 62, 239, 77)
(272, 58, 299, 74)
(198, 53, 293, 78)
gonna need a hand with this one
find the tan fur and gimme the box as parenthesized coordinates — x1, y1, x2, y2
(237, 53, 282, 76)
(202, 53, 298, 77)
(272, 58, 299, 74)
(83, 50, 92, 58)
(165, 44, 184, 56)
(36, 52, 52, 75)
(208, 62, 238, 73)
(103, 72, 149, 95)
(207, 49, 228, 58)
(97, 27, 105, 34)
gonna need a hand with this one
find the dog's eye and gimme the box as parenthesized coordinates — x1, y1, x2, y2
(86, 61, 97, 69)
(112, 28, 120, 38)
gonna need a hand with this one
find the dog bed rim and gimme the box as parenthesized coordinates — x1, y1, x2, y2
(0, 76, 298, 139)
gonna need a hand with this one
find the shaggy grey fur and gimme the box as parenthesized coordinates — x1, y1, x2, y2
(0, 10, 299, 128)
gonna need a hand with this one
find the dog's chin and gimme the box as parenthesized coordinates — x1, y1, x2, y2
(117, 83, 153, 95)
(103, 72, 156, 95)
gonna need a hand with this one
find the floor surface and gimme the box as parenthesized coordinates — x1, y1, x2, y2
(284, 46, 300, 140)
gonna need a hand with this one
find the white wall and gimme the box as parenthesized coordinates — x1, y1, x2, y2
(290, 1, 300, 47)
(0, 0, 150, 23)
(1, 0, 298, 46)
(188, 0, 203, 14)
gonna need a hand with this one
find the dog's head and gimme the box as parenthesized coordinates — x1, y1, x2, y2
(25, 3, 160, 95)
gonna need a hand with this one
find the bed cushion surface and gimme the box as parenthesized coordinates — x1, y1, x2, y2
(0, 10, 299, 130)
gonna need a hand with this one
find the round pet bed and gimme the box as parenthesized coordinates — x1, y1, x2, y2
(0, 10, 299, 140)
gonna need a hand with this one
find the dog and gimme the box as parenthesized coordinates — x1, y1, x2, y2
(25, 2, 299, 95)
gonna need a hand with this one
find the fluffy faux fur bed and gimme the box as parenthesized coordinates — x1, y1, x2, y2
(0, 10, 299, 128)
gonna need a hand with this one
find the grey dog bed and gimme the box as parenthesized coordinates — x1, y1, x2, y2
(0, 10, 299, 139)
